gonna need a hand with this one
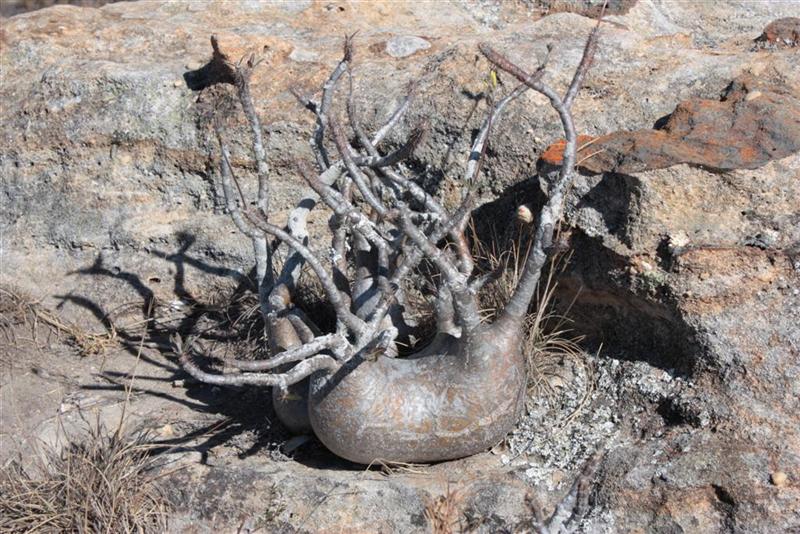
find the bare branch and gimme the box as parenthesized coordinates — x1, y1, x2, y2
(451, 83, 529, 274)
(381, 168, 445, 217)
(543, 451, 604, 533)
(204, 37, 278, 316)
(563, 9, 605, 110)
(330, 175, 353, 274)
(227, 333, 349, 370)
(371, 83, 417, 146)
(206, 37, 271, 227)
(296, 161, 392, 255)
(478, 44, 548, 91)
(395, 202, 482, 332)
(463, 83, 528, 185)
(214, 124, 273, 319)
(178, 341, 340, 390)
(329, 117, 389, 218)
(272, 164, 345, 303)
(346, 73, 417, 154)
(232, 56, 270, 223)
(244, 212, 367, 337)
(396, 205, 462, 287)
(435, 286, 462, 338)
(310, 33, 355, 171)
(480, 34, 601, 324)
(356, 327, 398, 359)
(346, 69, 374, 153)
(289, 86, 317, 113)
(214, 126, 259, 239)
(525, 494, 550, 534)
(353, 125, 427, 168)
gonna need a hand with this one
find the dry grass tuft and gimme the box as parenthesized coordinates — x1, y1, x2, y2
(469, 221, 591, 409)
(186, 287, 266, 363)
(0, 285, 117, 358)
(424, 483, 464, 534)
(363, 458, 428, 477)
(0, 420, 169, 533)
(521, 263, 593, 412)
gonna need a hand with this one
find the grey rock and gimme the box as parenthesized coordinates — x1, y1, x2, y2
(385, 35, 432, 58)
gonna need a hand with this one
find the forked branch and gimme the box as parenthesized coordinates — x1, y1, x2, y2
(480, 15, 603, 324)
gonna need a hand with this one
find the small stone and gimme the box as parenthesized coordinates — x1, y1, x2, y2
(289, 48, 319, 63)
(770, 471, 788, 487)
(516, 204, 533, 223)
(385, 36, 431, 58)
(668, 231, 691, 250)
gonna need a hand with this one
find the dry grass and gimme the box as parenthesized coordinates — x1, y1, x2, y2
(0, 286, 173, 532)
(0, 285, 118, 359)
(0, 282, 263, 363)
(0, 420, 169, 533)
(185, 286, 267, 363)
(469, 221, 592, 410)
(424, 483, 464, 534)
(363, 458, 428, 477)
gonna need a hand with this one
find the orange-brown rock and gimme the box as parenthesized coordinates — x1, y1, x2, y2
(540, 73, 800, 174)
(755, 17, 800, 48)
(539, 134, 597, 166)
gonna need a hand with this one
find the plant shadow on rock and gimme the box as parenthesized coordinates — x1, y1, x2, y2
(478, 171, 705, 378)
(64, 233, 356, 470)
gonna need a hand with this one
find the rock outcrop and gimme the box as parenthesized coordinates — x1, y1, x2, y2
(1, 1, 798, 532)
(755, 17, 800, 49)
(540, 72, 800, 174)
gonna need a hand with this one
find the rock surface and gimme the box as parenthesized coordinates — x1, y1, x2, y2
(0, 0, 117, 17)
(541, 72, 800, 174)
(2, 1, 799, 532)
(755, 16, 800, 49)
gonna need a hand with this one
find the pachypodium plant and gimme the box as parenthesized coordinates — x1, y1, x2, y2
(177, 22, 602, 465)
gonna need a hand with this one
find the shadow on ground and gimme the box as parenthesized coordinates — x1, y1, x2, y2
(59, 233, 362, 471)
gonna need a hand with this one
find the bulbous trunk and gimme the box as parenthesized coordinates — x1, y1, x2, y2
(272, 380, 312, 434)
(307, 321, 525, 464)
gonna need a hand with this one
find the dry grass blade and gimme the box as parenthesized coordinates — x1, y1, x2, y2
(0, 285, 117, 358)
(469, 222, 591, 410)
(521, 256, 591, 412)
(363, 458, 428, 477)
(424, 483, 464, 534)
(0, 420, 169, 533)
